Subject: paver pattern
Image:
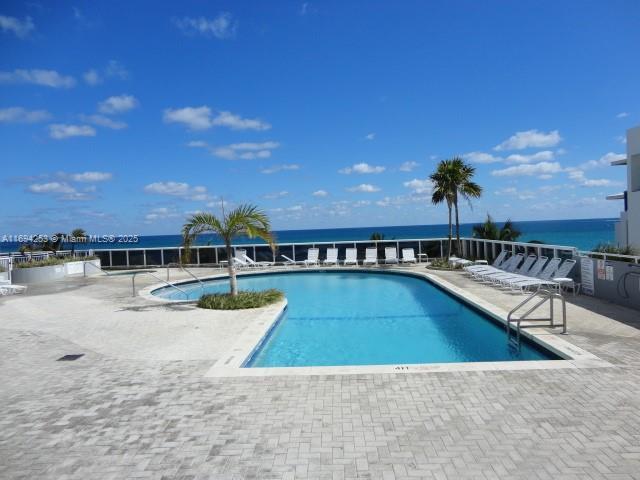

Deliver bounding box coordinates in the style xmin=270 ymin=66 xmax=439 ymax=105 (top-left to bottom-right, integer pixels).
xmin=2 ymin=270 xmax=640 ymax=480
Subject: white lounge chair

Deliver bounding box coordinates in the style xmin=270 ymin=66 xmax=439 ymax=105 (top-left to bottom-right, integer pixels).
xmin=303 ymin=248 xmax=319 ymax=267
xmin=0 ymin=283 xmax=27 ymax=295
xmin=401 ymin=248 xmax=417 ymax=264
xmin=363 ymin=247 xmax=378 ymax=266
xmin=496 ymin=256 xmax=548 ymax=288
xmin=512 ymin=258 xmax=578 ymax=293
xmin=242 ymin=254 xmax=273 ymax=268
xmin=323 ymin=248 xmax=339 ymax=266
xmin=343 ymin=248 xmax=358 ymax=266
xmin=474 ymin=253 xmax=524 ymax=281
xmin=464 ymin=250 xmax=509 ymax=275
xmin=232 ymin=256 xmax=249 ymax=269
xmin=384 ymin=247 xmax=399 ymax=264
xmin=280 ymin=254 xmax=302 ymax=266
xmin=488 ymin=254 xmax=537 ymax=284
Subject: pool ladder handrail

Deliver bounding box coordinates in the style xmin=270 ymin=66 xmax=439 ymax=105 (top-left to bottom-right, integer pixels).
xmin=506 ymin=287 xmax=567 ymax=347
xmin=83 ymin=261 xmax=189 ymax=299
xmin=165 ymin=262 xmax=206 ymax=295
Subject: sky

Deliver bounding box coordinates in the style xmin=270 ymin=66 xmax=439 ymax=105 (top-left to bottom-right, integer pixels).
xmin=1 ymin=0 xmax=638 ymax=236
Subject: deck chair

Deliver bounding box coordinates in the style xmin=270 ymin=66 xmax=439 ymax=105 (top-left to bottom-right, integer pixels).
xmin=303 ymin=248 xmax=319 ymax=267
xmin=363 ymin=247 xmax=378 ymax=266
xmin=323 ymin=248 xmax=338 ymax=266
xmin=343 ymin=248 xmax=358 ymax=266
xmin=384 ymin=247 xmax=399 ymax=264
xmin=401 ymin=248 xmax=417 ymax=264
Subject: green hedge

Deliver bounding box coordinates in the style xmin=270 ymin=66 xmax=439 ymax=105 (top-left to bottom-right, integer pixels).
xmin=15 ymin=255 xmax=98 ymax=269
xmin=198 ymin=289 xmax=284 ymax=310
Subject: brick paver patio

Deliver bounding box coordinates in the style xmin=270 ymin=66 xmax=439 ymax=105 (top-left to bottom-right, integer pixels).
xmin=1 ymin=269 xmax=640 ymax=479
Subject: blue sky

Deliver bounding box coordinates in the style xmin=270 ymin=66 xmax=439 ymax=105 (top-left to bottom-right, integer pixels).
xmin=1 ymin=0 xmax=638 ymax=235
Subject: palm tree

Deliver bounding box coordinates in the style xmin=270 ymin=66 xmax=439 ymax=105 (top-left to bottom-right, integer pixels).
xmin=430 ymin=161 xmax=456 ymax=257
xmin=430 ymin=158 xmax=482 ymax=256
xmin=182 ymin=204 xmax=274 ymax=296
xmin=472 ymin=214 xmax=521 ymax=241
xmin=70 ymin=228 xmax=88 ymax=255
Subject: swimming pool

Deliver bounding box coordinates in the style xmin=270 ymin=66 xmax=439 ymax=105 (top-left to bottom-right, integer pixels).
xmin=153 ymin=270 xmax=560 ymax=367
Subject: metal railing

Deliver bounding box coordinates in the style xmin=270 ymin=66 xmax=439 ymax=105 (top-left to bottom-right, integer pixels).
xmin=166 ymin=262 xmax=206 ymax=295
xmin=506 ymin=287 xmax=567 ymax=346
xmin=83 ymin=260 xmax=189 ymax=299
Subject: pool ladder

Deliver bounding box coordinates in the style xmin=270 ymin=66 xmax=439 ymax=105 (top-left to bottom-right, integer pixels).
xmin=166 ymin=263 xmax=206 ymax=295
xmin=506 ymin=287 xmax=567 ymax=347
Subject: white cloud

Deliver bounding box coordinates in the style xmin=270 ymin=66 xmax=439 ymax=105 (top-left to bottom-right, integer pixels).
xmin=48 ymin=124 xmax=96 ymax=139
xmin=80 ymin=114 xmax=127 ymax=130
xmin=494 ymin=129 xmax=562 ymax=151
xmin=491 ymin=161 xmax=562 ymax=177
xmin=339 ymin=162 xmax=385 ymax=174
xmin=68 ymin=171 xmax=113 ymax=182
xmin=505 ymin=150 xmax=555 ymax=164
xmin=212 ymin=141 xmax=280 ymax=160
xmin=0 ymin=107 xmax=51 ymax=123
xmin=312 ymin=189 xmax=328 ymax=197
xmin=567 ymin=168 xmax=621 ymax=188
xmin=399 ymin=161 xmax=419 ymax=172
xmin=347 ymin=183 xmax=380 ymax=193
xmin=463 ymin=151 xmax=503 ymax=164
xmin=105 ymin=60 xmax=128 ymax=79
xmin=173 ymin=13 xmax=237 ymax=39
xmin=98 ymin=94 xmax=138 ymax=114
xmin=261 ymin=164 xmax=300 ymax=174
xmin=616 ymin=112 xmax=629 ymax=118
xmin=0 ymin=69 xmax=76 ymax=88
xmin=365 ymin=133 xmax=375 ymax=140
xmin=0 ymin=15 xmax=35 ymax=38
xmin=263 ymin=190 xmax=289 ymax=199
xmin=144 ymin=207 xmax=180 ymax=222
xmin=163 ymin=106 xmax=270 ymax=131
xmin=212 ymin=111 xmax=271 ymax=131
xmin=580 ymin=152 xmax=626 ymax=169
xmin=403 ymin=178 xmax=433 ymax=194
xmin=187 ymin=140 xmax=208 ymax=148
xmin=164 ymin=106 xmax=212 ymax=130
xmin=28 ymin=182 xmax=76 ymax=194
xmin=83 ymin=69 xmax=101 ymax=85
xmin=143 ymin=181 xmax=209 ymax=201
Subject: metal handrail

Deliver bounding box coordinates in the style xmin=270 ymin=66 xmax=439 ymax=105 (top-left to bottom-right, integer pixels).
xmin=166 ymin=262 xmax=206 ymax=294
xmin=506 ymin=287 xmax=567 ymax=346
xmin=83 ymin=261 xmax=189 ymax=299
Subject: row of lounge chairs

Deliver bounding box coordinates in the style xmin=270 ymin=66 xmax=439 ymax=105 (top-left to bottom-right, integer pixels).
xmin=462 ymin=250 xmax=578 ymax=293
xmin=229 ymin=247 xmax=419 ymax=269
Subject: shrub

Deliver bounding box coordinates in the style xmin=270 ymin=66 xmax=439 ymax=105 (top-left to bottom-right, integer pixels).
xmin=197 ymin=289 xmax=284 ymax=310
xmin=14 ymin=255 xmax=98 ymax=269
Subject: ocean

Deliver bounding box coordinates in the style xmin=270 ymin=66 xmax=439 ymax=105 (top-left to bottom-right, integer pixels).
xmin=0 ymin=218 xmax=617 ymax=253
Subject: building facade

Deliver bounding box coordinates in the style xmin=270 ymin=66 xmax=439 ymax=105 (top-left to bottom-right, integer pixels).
xmin=608 ymin=126 xmax=640 ymax=249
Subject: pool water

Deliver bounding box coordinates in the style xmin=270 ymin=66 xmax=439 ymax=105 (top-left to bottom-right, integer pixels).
xmin=153 ymin=271 xmax=559 ymax=367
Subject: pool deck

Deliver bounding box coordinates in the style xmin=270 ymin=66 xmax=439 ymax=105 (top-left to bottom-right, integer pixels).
xmin=2 ymin=265 xmax=640 ymax=479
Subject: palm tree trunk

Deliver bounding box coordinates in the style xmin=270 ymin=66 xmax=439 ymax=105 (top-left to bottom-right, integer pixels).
xmin=454 ymin=198 xmax=461 ymax=256
xmin=447 ymin=205 xmax=453 ymax=258
xmin=225 ymin=242 xmax=238 ymax=296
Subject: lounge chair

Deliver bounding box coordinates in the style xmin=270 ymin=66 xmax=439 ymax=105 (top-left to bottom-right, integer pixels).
xmin=302 ymin=248 xmax=319 ymax=267
xmin=323 ymin=248 xmax=339 ymax=266
xmin=242 ymin=253 xmax=273 ymax=268
xmin=280 ymin=254 xmax=303 ymax=266
xmin=401 ymin=248 xmax=417 ymax=264
xmin=471 ymin=253 xmax=523 ymax=281
xmin=363 ymin=247 xmax=378 ymax=266
xmin=495 ymin=256 xmax=548 ymax=288
xmin=511 ymin=258 xmax=578 ymax=293
xmin=487 ymin=254 xmax=537 ymax=284
xmin=384 ymin=247 xmax=399 ymax=264
xmin=464 ymin=250 xmax=509 ymax=275
xmin=343 ymin=248 xmax=358 ymax=266
xmin=0 ymin=283 xmax=27 ymax=295
xmin=231 ymin=256 xmax=249 ymax=269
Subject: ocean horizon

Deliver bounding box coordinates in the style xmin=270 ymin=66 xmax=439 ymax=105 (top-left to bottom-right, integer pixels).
xmin=0 ymin=218 xmax=617 ymax=253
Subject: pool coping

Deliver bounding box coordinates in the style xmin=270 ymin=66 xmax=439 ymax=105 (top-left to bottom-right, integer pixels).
xmin=140 ymin=267 xmax=612 ymax=377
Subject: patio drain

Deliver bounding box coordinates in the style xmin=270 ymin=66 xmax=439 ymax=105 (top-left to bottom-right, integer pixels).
xmin=57 ymin=354 xmax=85 ymax=361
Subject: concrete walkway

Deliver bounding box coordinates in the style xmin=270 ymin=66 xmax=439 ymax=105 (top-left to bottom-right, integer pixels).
xmin=1 ymin=267 xmax=640 ymax=479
